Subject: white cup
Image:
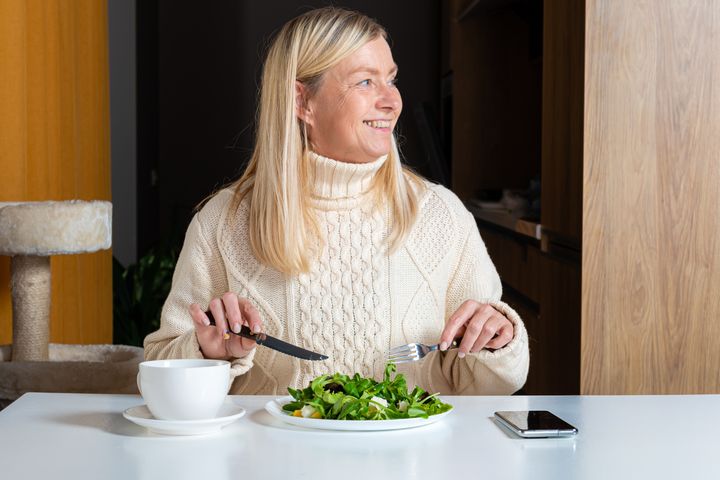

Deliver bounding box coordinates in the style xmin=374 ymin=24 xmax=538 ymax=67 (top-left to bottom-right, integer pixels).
xmin=137 ymin=359 xmax=230 ymax=421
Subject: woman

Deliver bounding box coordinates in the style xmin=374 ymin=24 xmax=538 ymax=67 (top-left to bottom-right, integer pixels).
xmin=144 ymin=7 xmax=529 ymax=395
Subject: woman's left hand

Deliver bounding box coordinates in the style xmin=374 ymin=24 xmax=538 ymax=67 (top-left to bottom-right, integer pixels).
xmin=440 ymin=300 xmax=515 ymax=358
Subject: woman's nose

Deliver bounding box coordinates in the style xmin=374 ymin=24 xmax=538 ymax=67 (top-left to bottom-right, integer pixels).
xmin=377 ymin=84 xmax=402 ymax=112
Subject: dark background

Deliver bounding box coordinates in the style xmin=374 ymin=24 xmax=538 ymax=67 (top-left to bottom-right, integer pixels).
xmin=136 ymin=0 xmax=443 ymax=255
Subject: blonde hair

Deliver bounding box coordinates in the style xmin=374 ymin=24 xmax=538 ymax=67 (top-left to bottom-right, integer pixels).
xmin=231 ymin=7 xmax=425 ymax=275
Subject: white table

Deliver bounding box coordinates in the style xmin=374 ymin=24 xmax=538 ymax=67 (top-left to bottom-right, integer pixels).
xmin=1 ymin=393 xmax=719 ymax=479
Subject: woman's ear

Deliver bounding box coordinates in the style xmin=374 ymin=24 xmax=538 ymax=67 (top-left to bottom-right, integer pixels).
xmin=295 ymin=81 xmax=312 ymax=125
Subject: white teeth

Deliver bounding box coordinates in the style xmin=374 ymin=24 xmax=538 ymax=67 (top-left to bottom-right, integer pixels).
xmin=363 ymin=120 xmax=391 ymax=129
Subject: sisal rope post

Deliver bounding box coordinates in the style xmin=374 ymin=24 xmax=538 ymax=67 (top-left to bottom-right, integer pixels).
xmin=10 ymin=256 xmax=51 ymax=361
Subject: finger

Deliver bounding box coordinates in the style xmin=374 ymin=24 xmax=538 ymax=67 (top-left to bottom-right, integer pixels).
xmin=485 ymin=320 xmax=514 ymax=349
xmin=225 ymin=322 xmax=255 ymax=357
xmin=440 ymin=300 xmax=478 ymax=350
xmin=470 ymin=316 xmax=505 ymax=352
xmin=209 ymin=298 xmax=229 ymax=340
xmin=222 ymin=292 xmax=243 ymax=334
xmin=189 ymin=303 xmax=211 ymax=327
xmin=239 ymin=299 xmax=263 ymax=333
xmin=190 ymin=303 xmax=227 ymax=359
xmin=225 ymin=334 xmax=251 ymax=358
xmin=237 ymin=299 xmax=262 ymax=350
xmin=457 ymin=311 xmax=489 ymax=357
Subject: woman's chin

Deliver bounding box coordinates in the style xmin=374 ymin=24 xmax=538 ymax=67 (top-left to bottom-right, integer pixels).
xmin=362 ymin=145 xmax=391 ymax=161
xmin=337 ymin=144 xmax=390 ymax=163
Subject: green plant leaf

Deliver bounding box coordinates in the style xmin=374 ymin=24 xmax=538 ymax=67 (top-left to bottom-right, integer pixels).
xmin=112 ymin=243 xmax=179 ymax=347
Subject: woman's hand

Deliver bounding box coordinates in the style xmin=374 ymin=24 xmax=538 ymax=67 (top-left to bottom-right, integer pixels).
xmin=189 ymin=293 xmax=263 ymax=360
xmin=440 ymin=300 xmax=514 ymax=358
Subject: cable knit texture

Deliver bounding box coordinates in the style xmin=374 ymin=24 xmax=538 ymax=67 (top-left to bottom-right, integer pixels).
xmin=144 ymin=152 xmax=529 ymax=395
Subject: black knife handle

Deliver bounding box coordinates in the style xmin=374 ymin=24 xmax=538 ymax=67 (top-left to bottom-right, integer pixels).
xmin=204 ymin=310 xmax=267 ymax=345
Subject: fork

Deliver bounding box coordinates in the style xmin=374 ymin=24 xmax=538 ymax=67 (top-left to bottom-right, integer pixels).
xmin=387 ymin=340 xmax=459 ymax=364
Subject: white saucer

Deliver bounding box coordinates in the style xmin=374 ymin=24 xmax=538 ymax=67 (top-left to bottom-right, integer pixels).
xmin=123 ymin=402 xmax=246 ymax=436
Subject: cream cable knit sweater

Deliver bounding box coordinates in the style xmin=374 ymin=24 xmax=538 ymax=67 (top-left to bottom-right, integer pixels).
xmin=144 ymin=152 xmax=529 ymax=395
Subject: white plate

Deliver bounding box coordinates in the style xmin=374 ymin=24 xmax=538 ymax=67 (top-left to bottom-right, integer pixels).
xmin=264 ymin=396 xmax=452 ymax=431
xmin=123 ymin=402 xmax=246 ymax=436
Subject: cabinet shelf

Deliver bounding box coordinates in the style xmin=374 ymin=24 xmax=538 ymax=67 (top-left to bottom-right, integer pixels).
xmin=466 ymin=203 xmax=542 ymax=240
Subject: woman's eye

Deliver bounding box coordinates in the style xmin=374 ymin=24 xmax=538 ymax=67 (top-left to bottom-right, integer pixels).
xmin=358 ymin=79 xmax=371 ymax=87
xmin=389 ymin=77 xmax=399 ymax=86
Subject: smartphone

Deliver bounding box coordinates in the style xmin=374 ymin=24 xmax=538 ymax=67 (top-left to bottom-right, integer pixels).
xmin=494 ymin=410 xmax=578 ymax=438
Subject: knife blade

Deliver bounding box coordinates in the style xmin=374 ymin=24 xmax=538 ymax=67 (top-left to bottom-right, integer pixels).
xmin=204 ymin=310 xmax=328 ymax=361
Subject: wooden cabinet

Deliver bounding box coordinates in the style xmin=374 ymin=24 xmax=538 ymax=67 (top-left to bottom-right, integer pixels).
xmin=447 ymin=0 xmax=581 ymax=394
xmin=446 ymin=0 xmax=542 ymax=201
xmin=478 ymin=222 xmax=579 ymax=395
xmin=536 ymin=250 xmax=581 ymax=394
xmin=540 ymin=0 xmax=584 ymax=247
xmin=478 ymin=225 xmax=541 ymax=304
xmin=581 ymin=0 xmax=720 ymax=394
xmin=447 ymin=0 xmax=720 ymax=394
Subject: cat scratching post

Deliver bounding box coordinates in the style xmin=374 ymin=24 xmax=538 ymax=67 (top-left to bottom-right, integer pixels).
xmin=0 ymin=201 xmax=143 ymax=403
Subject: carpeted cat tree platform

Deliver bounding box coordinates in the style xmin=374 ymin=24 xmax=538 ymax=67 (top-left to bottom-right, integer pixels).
xmin=0 ymin=201 xmax=143 ymax=405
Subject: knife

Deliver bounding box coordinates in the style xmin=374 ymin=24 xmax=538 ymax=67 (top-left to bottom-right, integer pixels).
xmin=204 ymin=310 xmax=328 ymax=361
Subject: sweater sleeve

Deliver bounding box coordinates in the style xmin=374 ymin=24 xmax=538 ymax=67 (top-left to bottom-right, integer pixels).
xmin=143 ymin=212 xmax=256 ymax=381
xmin=432 ymin=210 xmax=530 ymax=395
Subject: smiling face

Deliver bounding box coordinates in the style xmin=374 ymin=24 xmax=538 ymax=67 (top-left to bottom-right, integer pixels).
xmin=298 ymin=37 xmax=402 ymax=164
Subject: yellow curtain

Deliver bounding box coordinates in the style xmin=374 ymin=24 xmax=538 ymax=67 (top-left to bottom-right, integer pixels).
xmin=0 ymin=0 xmax=112 ymax=345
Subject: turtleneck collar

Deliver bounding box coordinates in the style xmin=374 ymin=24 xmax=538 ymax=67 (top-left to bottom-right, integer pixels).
xmin=307 ymin=151 xmax=387 ymax=210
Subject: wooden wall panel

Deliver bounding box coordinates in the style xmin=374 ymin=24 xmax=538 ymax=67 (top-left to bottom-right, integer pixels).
xmin=0 ymin=0 xmax=112 ymax=345
xmin=583 ymin=0 xmax=720 ymax=394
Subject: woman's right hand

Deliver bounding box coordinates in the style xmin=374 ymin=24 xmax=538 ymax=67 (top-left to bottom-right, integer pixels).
xmin=189 ymin=293 xmax=263 ymax=360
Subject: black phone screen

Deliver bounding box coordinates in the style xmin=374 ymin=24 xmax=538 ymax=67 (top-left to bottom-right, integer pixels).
xmin=496 ymin=410 xmax=577 ymax=432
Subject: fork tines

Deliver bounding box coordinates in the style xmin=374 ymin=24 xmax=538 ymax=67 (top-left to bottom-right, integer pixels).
xmin=387 ymin=343 xmax=424 ymax=364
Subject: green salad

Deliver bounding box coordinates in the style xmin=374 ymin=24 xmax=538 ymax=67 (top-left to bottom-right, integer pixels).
xmin=282 ymin=363 xmax=453 ymax=420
